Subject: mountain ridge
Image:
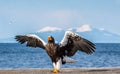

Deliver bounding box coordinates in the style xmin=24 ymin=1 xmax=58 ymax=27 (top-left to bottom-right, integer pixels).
xmin=1 ymin=28 xmax=120 ymax=43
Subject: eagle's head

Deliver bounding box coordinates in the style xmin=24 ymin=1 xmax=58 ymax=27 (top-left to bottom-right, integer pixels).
xmin=48 ymin=36 xmax=55 ymax=43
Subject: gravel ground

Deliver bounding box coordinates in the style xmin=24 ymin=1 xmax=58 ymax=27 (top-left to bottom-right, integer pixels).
xmin=0 ymin=67 xmax=120 ymax=74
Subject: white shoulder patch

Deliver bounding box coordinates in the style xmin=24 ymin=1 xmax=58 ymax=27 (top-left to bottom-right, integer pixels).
xmin=60 ymin=31 xmax=69 ymax=46
xmin=60 ymin=31 xmax=80 ymax=47
xmin=26 ymin=34 xmax=47 ymax=45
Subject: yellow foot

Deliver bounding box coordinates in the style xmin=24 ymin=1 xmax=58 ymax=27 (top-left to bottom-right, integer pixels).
xmin=53 ymin=68 xmax=59 ymax=73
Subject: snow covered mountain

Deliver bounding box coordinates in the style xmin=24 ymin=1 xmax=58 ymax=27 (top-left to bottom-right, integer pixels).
xmin=34 ymin=28 xmax=120 ymax=43
xmin=1 ymin=26 xmax=120 ymax=43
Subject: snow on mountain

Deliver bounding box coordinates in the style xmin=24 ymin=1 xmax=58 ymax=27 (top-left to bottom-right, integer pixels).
xmin=37 ymin=26 xmax=62 ymax=32
xmin=34 ymin=26 xmax=120 ymax=43
xmin=1 ymin=25 xmax=120 ymax=43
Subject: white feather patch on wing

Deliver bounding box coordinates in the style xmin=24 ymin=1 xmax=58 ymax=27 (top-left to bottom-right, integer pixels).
xmin=26 ymin=34 xmax=47 ymax=45
xmin=60 ymin=31 xmax=80 ymax=47
xmin=60 ymin=31 xmax=70 ymax=47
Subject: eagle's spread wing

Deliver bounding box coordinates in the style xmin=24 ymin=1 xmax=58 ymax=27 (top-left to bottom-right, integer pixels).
xmin=60 ymin=31 xmax=96 ymax=57
xmin=15 ymin=34 xmax=46 ymax=49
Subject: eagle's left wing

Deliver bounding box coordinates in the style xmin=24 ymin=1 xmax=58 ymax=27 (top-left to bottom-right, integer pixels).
xmin=15 ymin=34 xmax=46 ymax=49
xmin=59 ymin=31 xmax=96 ymax=57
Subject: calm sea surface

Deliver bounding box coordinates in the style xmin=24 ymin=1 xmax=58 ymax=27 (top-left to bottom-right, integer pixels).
xmin=0 ymin=43 xmax=120 ymax=69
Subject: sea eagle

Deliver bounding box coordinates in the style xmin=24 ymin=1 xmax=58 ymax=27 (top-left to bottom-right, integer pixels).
xmin=15 ymin=31 xmax=95 ymax=73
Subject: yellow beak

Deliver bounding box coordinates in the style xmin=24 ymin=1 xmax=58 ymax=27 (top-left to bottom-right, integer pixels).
xmin=48 ymin=36 xmax=52 ymax=41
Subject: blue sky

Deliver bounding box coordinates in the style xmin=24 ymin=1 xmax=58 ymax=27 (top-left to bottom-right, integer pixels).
xmin=0 ymin=0 xmax=120 ymax=39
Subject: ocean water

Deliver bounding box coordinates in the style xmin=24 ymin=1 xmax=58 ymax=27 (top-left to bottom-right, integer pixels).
xmin=0 ymin=43 xmax=120 ymax=69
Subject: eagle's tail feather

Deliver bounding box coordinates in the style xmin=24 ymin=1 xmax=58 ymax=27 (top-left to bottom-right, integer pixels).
xmin=62 ymin=56 xmax=77 ymax=64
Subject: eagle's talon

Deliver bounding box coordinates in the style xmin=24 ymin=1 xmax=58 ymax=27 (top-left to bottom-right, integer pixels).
xmin=53 ymin=68 xmax=59 ymax=73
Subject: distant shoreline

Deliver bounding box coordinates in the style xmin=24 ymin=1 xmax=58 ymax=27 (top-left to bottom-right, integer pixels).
xmin=0 ymin=67 xmax=120 ymax=74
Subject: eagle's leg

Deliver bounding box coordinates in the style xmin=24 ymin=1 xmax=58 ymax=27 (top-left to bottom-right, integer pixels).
xmin=53 ymin=58 xmax=62 ymax=73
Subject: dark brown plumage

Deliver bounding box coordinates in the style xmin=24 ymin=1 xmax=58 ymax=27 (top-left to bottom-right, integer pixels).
xmin=15 ymin=35 xmax=45 ymax=49
xmin=15 ymin=31 xmax=96 ymax=72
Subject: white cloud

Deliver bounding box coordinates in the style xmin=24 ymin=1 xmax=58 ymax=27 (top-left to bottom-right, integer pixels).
xmin=76 ymin=24 xmax=92 ymax=32
xmin=37 ymin=24 xmax=92 ymax=33
xmin=99 ymin=28 xmax=105 ymax=31
xmin=67 ymin=28 xmax=73 ymax=31
xmin=37 ymin=26 xmax=62 ymax=32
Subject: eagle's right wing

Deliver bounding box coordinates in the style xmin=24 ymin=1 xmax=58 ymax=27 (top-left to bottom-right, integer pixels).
xmin=60 ymin=31 xmax=96 ymax=57
xmin=15 ymin=34 xmax=46 ymax=49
